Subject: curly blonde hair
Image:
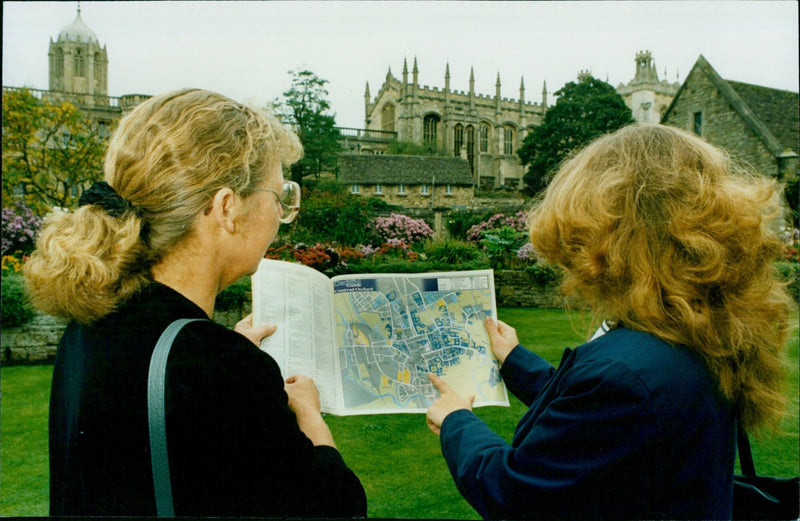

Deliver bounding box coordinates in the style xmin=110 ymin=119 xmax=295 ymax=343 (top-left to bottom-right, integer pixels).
xmin=25 ymin=88 xmax=302 ymax=324
xmin=528 ymin=123 xmax=794 ymax=431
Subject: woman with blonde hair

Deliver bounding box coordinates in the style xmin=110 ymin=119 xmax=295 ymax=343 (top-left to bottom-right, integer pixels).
xmin=25 ymin=88 xmax=366 ymax=517
xmin=426 ymin=123 xmax=794 ymax=520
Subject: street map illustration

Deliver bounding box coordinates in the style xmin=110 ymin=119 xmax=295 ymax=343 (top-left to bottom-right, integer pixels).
xmin=332 ymin=272 xmax=508 ymax=413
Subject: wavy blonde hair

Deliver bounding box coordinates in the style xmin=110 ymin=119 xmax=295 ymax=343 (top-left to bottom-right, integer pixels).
xmin=25 ymin=88 xmax=302 ymax=324
xmin=528 ymin=123 xmax=794 ymax=431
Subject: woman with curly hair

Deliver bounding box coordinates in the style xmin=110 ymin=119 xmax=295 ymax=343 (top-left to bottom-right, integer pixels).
xmin=25 ymin=89 xmax=366 ymax=517
xmin=426 ymin=123 xmax=794 ymax=520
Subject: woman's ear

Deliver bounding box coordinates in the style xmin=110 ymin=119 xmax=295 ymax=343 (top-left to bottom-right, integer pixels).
xmin=207 ymin=187 xmax=240 ymax=235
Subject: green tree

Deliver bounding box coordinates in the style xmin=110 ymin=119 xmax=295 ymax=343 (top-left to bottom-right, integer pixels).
xmin=2 ymin=88 xmax=113 ymax=214
xmin=272 ymin=70 xmax=341 ymax=187
xmin=518 ymin=74 xmax=634 ymax=196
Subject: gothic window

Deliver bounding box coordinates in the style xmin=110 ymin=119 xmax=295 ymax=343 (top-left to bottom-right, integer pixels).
xmin=453 ymin=124 xmax=464 ymax=156
xmin=381 ymin=104 xmax=395 ymax=132
xmin=55 ymin=49 xmax=64 ymax=78
xmin=503 ymin=125 xmax=516 ymax=155
xmin=74 ymin=48 xmax=85 ymax=77
xmin=94 ymin=53 xmax=102 ymax=81
xmin=693 ymin=112 xmax=703 ymax=136
xmin=423 ymin=114 xmax=440 ymax=148
xmin=479 ymin=123 xmax=490 ymax=153
xmin=466 ymin=125 xmax=475 ymax=174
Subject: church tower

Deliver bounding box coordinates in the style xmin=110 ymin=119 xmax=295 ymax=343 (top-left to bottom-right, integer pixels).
xmin=48 ymin=5 xmax=108 ymax=97
xmin=616 ymin=50 xmax=679 ymax=123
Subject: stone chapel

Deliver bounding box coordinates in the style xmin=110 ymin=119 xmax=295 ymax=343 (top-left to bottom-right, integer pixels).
xmin=361 ymin=58 xmax=549 ymax=191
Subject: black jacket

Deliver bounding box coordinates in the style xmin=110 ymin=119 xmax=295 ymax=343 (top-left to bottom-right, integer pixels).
xmin=49 ymin=282 xmax=367 ymax=517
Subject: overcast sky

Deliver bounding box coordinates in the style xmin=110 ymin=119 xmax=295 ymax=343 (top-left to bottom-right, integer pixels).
xmin=3 ymin=1 xmax=798 ymax=128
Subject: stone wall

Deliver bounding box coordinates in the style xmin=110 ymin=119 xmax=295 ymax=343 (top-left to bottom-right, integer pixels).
xmin=0 ymin=272 xmax=559 ymax=365
xmin=2 ymin=312 xmax=68 ymax=365
xmin=0 ymin=301 xmax=254 ymax=366
xmin=494 ymin=269 xmax=567 ymax=308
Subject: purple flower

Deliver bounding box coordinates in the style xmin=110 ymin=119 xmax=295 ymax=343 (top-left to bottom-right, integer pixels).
xmin=370 ymin=213 xmax=433 ymax=244
xmin=2 ymin=203 xmax=43 ymax=256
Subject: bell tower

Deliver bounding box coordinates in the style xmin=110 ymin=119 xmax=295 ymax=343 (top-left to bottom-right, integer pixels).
xmin=48 ymin=4 xmax=108 ymax=97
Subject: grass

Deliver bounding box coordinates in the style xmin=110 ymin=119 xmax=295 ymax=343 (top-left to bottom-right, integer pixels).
xmin=2 ymin=308 xmax=797 ymax=518
xmin=0 ymin=363 xmax=51 ymax=516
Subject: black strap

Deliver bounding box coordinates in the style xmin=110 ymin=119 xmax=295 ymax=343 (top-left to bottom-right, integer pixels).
xmin=736 ymin=420 xmax=757 ymax=477
xmin=148 ymin=318 xmax=206 ymax=517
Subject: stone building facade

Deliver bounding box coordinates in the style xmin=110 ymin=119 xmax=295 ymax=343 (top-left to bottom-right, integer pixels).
xmin=662 ymin=55 xmax=799 ymax=179
xmin=361 ymin=58 xmax=549 ymax=191
xmin=616 ymin=50 xmax=680 ymax=124
xmin=41 ymin=6 xmax=149 ymax=126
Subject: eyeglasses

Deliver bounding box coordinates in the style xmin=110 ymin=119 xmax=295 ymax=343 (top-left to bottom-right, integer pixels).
xmin=254 ymin=180 xmax=301 ymax=224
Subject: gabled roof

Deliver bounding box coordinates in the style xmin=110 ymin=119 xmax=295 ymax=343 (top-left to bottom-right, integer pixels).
xmin=663 ymin=55 xmax=799 ymax=158
xmin=726 ymin=80 xmax=798 ymax=155
xmin=338 ymin=154 xmax=474 ymax=185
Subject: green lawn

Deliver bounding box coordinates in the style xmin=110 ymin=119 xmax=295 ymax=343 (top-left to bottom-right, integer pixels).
xmin=2 ymin=308 xmax=797 ymax=518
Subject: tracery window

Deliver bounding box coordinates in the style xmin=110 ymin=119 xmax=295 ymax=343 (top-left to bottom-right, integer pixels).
xmin=381 ymin=104 xmax=395 ymax=132
xmin=55 ymin=49 xmax=64 ymax=77
xmin=94 ymin=53 xmax=102 ymax=82
xmin=453 ymin=124 xmax=464 ymax=156
xmin=423 ymin=114 xmax=440 ymax=148
xmin=479 ymin=123 xmax=490 ymax=153
xmin=503 ymin=125 xmax=515 ymax=155
xmin=74 ymin=48 xmax=85 ymax=77
xmin=466 ymin=125 xmax=475 ymax=174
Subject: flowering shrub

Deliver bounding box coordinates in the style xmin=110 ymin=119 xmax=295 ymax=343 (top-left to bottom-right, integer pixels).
xmin=784 ymin=243 xmax=799 ymax=264
xmin=370 ymin=213 xmax=433 ymax=245
xmin=291 ymin=243 xmax=336 ymax=271
xmin=2 ymin=203 xmax=43 ymax=256
xmin=516 ymin=242 xmax=539 ymax=261
xmin=466 ymin=211 xmax=527 ymax=243
xmin=2 ymin=254 xmax=25 ymax=274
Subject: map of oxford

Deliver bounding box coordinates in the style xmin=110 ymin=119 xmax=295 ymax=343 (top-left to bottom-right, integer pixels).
xmin=332 ymin=273 xmax=508 ymax=413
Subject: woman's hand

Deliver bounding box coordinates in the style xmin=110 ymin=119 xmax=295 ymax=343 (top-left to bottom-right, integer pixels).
xmin=234 ymin=313 xmax=276 ymax=347
xmin=285 ymin=375 xmax=336 ymax=447
xmin=426 ymin=373 xmax=474 ymax=436
xmin=284 ymin=374 xmax=322 ymax=417
xmin=484 ymin=317 xmax=519 ymax=366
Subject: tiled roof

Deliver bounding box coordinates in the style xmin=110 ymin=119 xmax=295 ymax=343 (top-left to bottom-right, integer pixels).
xmin=338 ymin=154 xmax=474 ymax=185
xmin=727 ymin=81 xmax=799 ymax=154
xmin=664 ymin=55 xmax=799 ymax=159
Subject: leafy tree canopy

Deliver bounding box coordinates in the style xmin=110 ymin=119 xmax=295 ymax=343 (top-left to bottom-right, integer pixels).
xmin=518 ymin=74 xmax=634 ymax=196
xmin=2 ymin=88 xmax=114 ymax=214
xmin=272 ymin=70 xmax=342 ymax=187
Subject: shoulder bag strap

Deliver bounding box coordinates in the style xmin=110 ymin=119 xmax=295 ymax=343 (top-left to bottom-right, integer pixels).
xmin=736 ymin=420 xmax=757 ymax=477
xmin=148 ymin=318 xmax=206 ymax=517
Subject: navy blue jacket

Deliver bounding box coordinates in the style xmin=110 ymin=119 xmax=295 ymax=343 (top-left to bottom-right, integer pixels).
xmin=49 ymin=282 xmax=366 ymax=517
xmin=440 ymin=327 xmax=735 ymax=520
